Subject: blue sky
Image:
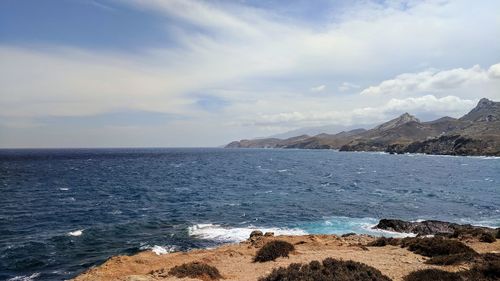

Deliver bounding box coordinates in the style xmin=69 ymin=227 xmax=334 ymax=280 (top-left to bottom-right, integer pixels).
xmin=1 ymin=0 xmax=500 ymax=147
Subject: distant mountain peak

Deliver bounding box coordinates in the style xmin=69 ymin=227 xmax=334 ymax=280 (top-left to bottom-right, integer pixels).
xmin=478 ymin=98 xmax=494 ymax=106
xmin=460 ymin=98 xmax=499 ymax=122
xmin=375 ymin=112 xmax=420 ymax=131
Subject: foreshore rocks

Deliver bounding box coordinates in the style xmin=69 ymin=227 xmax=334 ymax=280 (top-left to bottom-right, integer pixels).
xmin=385 ymin=135 xmax=500 ymax=156
xmin=72 ymin=223 xmax=500 ymax=281
xmin=374 ymin=219 xmax=498 ymax=238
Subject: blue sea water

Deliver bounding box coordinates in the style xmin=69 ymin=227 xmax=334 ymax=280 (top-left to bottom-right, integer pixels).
xmin=0 ymin=148 xmax=499 ymax=280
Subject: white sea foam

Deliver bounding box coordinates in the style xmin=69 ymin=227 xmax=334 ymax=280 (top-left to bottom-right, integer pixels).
xmin=139 ymin=244 xmax=178 ymax=255
xmin=302 ymin=216 xmax=416 ymax=238
xmin=456 ymin=218 xmax=500 ymax=228
xmin=68 ymin=229 xmax=83 ymax=236
xmin=188 ymin=224 xmax=307 ymax=243
xmin=7 ymin=273 xmax=40 ymax=281
xmin=59 ymin=188 xmax=69 ymax=191
xmin=152 ymin=245 xmax=176 ymax=255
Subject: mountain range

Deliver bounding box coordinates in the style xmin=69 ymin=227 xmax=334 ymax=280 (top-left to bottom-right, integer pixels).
xmin=225 ymin=98 xmax=500 ymax=156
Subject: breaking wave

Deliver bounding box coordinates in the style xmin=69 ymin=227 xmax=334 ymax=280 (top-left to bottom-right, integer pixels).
xmin=188 ymin=223 xmax=307 ymax=242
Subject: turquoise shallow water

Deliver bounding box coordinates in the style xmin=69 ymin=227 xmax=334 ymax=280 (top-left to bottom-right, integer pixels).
xmin=1 ymin=148 xmax=499 ymax=280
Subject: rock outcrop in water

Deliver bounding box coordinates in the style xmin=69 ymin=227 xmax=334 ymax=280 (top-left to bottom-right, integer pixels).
xmin=225 ymin=98 xmax=500 ymax=156
xmin=373 ymin=219 xmax=497 ymax=237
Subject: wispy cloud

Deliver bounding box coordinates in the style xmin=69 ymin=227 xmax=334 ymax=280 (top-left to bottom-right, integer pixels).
xmin=310 ymin=85 xmax=326 ymax=92
xmin=338 ymin=82 xmax=360 ymax=92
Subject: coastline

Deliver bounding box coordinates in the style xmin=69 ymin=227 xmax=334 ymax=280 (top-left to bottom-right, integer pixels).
xmin=225 ymin=147 xmax=500 ymax=157
xmin=226 ymin=147 xmax=500 ymax=158
xmin=72 ymin=231 xmax=500 ymax=281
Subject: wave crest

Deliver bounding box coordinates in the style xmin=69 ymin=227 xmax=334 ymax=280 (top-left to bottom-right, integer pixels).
xmin=188 ymin=223 xmax=307 ymax=242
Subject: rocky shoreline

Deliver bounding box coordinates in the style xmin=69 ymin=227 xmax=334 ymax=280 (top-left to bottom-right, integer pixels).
xmin=72 ymin=220 xmax=500 ymax=281
xmin=226 ymin=98 xmax=500 ymax=157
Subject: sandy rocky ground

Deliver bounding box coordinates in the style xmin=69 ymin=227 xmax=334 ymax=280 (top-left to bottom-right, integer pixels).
xmin=72 ymin=233 xmax=500 ymax=281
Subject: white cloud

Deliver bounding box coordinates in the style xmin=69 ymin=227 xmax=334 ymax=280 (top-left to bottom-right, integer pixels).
xmin=310 ymin=85 xmax=326 ymax=92
xmin=381 ymin=95 xmax=476 ymax=115
xmin=488 ymin=63 xmax=500 ymax=79
xmin=248 ymin=95 xmax=476 ymax=128
xmin=359 ymin=63 xmax=498 ymax=96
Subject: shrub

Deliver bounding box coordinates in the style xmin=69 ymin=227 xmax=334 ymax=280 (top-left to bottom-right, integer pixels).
xmin=254 ymin=240 xmax=295 ymax=262
xmin=451 ymin=227 xmax=486 ymax=239
xmin=469 ymin=253 xmax=500 ymax=279
xmin=258 ymin=258 xmax=392 ymax=281
xmin=404 ymin=254 xmax=500 ymax=281
xmin=368 ymin=237 xmax=399 ymax=247
xmin=403 ymin=237 xmax=476 ymax=257
xmin=425 ymin=252 xmax=476 ymax=265
xmin=403 ymin=269 xmax=461 ymax=281
xmin=496 ymin=229 xmax=500 ymax=239
xmin=168 ymin=262 xmax=222 ymax=280
xmin=479 ymin=232 xmax=496 ymax=243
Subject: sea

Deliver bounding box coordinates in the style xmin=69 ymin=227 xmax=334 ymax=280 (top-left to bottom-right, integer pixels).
xmin=1 ymin=148 xmax=499 ymax=280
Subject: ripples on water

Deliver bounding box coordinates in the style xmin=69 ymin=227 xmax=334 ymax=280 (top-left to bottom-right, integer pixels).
xmin=1 ymin=148 xmax=499 ymax=280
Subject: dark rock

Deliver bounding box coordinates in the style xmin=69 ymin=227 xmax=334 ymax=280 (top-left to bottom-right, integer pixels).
xmin=374 ymin=219 xmax=458 ymax=235
xmin=250 ymin=230 xmax=263 ymax=239
xmin=374 ymin=219 xmax=495 ymax=237
xmin=264 ymin=232 xmax=274 ymax=237
xmin=386 ymin=135 xmax=499 ymax=156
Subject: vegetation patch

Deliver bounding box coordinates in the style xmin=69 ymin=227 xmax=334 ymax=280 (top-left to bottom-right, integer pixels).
xmin=168 ymin=262 xmax=222 ymax=280
xmin=369 ymin=236 xmax=479 ymax=265
xmin=258 ymin=258 xmax=392 ymax=281
xmin=403 ymin=253 xmax=500 ymax=281
xmin=367 ymin=237 xmax=399 ymax=247
xmin=403 ymin=269 xmax=461 ymax=281
xmin=254 ymin=240 xmax=295 ymax=262
xmin=451 ymin=227 xmax=497 ymax=241
xmin=425 ymin=252 xmax=476 ymax=265
xmin=401 ymin=237 xmax=476 ymax=257
xmin=479 ymin=232 xmax=496 ymax=243
xmin=470 ymin=253 xmax=500 ymax=280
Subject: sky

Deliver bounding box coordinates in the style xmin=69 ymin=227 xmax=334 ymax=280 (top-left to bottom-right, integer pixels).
xmin=1 ymin=0 xmax=500 ymax=148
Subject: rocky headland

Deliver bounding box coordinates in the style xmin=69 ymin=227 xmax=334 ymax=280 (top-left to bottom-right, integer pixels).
xmin=226 ymin=98 xmax=500 ymax=156
xmin=72 ymin=220 xmax=500 ymax=281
